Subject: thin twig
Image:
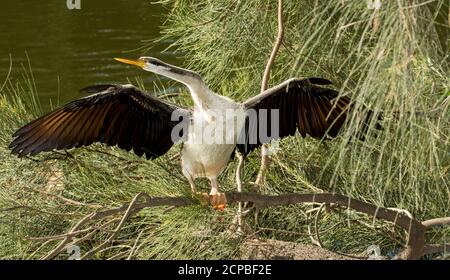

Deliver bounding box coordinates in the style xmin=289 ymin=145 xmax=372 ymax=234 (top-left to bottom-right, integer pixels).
xmin=313 ymin=204 xmax=325 ymax=248
xmin=0 ymin=53 xmax=13 ymax=92
xmin=43 ymin=213 xmax=94 ymax=260
xmin=23 ymin=186 xmax=101 ymax=208
xmin=80 ymin=192 xmax=147 ymax=260
xmin=422 ymin=217 xmax=450 ymax=228
xmin=127 ymin=230 xmax=145 ymax=260
xmin=1 ymin=205 xmax=79 ymax=217
xmin=28 ymin=228 xmax=93 ymax=241
xmin=260 ymin=0 xmax=285 ymax=92
xmin=255 ymin=0 xmax=285 ymax=186
xmin=235 ymin=153 xmax=245 ymax=233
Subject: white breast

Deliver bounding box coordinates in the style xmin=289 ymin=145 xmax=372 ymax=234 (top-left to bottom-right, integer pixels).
xmin=180 ymin=97 xmax=246 ymax=179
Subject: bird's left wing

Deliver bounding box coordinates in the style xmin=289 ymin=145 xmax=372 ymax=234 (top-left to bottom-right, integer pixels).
xmin=9 ymin=84 xmax=191 ymax=159
xmin=237 ymin=78 xmax=351 ymax=155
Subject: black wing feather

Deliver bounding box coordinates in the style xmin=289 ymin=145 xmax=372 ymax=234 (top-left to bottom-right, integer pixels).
xmin=9 ymin=84 xmax=191 ymax=159
xmin=238 ymin=78 xmax=379 ymax=155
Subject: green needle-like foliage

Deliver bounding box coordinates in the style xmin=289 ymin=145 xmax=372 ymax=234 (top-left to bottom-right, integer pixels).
xmin=1 ymin=0 xmax=449 ymax=259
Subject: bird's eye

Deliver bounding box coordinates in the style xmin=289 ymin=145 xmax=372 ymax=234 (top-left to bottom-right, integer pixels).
xmin=149 ymin=59 xmax=166 ymax=67
xmin=138 ymin=57 xmax=151 ymax=63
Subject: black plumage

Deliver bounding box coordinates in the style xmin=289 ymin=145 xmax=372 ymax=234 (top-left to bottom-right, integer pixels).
xmin=10 ymin=78 xmax=380 ymax=161
xmin=9 ymin=84 xmax=190 ymax=159
xmin=236 ymin=78 xmax=378 ymax=155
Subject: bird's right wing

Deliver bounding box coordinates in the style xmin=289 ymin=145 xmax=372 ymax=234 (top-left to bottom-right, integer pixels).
xmin=9 ymin=84 xmax=191 ymax=159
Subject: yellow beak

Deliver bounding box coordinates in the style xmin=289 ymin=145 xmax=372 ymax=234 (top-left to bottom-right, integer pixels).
xmin=114 ymin=58 xmax=145 ymax=68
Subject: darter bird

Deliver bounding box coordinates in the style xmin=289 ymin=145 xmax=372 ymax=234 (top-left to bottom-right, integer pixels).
xmin=9 ymin=57 xmax=377 ymax=209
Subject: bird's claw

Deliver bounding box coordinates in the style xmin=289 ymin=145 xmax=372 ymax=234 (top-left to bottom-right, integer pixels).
xmin=210 ymin=192 xmax=227 ymax=211
xmin=192 ymin=192 xmax=227 ymax=210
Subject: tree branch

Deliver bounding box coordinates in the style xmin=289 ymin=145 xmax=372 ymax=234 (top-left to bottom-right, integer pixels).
xmin=422 ymin=217 xmax=450 ymax=228
xmin=234 ymin=153 xmax=245 ymax=233
xmin=255 ymin=0 xmax=285 ymax=186
xmin=37 ymin=191 xmax=450 ymax=260
xmin=80 ymin=192 xmax=147 ymax=260
xmin=260 ymin=0 xmax=285 ymax=92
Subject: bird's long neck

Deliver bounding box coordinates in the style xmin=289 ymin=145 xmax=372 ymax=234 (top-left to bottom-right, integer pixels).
xmin=155 ymin=66 xmax=214 ymax=112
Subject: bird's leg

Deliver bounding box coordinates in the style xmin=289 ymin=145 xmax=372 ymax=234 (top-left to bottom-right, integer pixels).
xmin=209 ymin=177 xmax=227 ymax=210
xmin=209 ymin=177 xmax=218 ymax=196
xmin=188 ymin=178 xmax=197 ymax=193
xmin=182 ymin=170 xmax=210 ymax=205
xmin=183 ymin=168 xmax=199 ymax=195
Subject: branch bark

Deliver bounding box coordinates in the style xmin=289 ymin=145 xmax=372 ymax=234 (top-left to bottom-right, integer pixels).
xmin=260 ymin=0 xmax=285 ymax=93
xmin=422 ymin=217 xmax=450 ymax=228
xmin=235 ymin=153 xmax=245 ymax=233
xmin=38 ymin=191 xmax=449 ymax=260
xmin=255 ymin=0 xmax=285 ymax=186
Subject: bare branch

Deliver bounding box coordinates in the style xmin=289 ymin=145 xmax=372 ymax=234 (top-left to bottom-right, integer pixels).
xmin=260 ymin=0 xmax=285 ymax=92
xmin=22 ymin=186 xmax=101 ymax=208
xmin=422 ymin=217 xmax=450 ymax=228
xmin=80 ymin=192 xmax=147 ymax=260
xmin=37 ymin=191 xmax=448 ymax=260
xmin=235 ymin=153 xmax=245 ymax=233
xmin=423 ymin=244 xmax=450 ymax=255
xmin=255 ymin=0 xmax=285 ymax=186
xmin=43 ymin=213 xmax=94 ymax=260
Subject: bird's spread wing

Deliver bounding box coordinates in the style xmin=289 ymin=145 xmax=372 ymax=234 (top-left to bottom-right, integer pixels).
xmin=9 ymin=84 xmax=191 ymax=159
xmin=237 ymin=78 xmax=352 ymax=155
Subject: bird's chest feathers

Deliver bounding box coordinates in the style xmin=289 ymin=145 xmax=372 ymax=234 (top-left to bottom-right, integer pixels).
xmin=181 ymin=107 xmax=244 ymax=178
xmin=187 ymin=108 xmax=244 ymax=145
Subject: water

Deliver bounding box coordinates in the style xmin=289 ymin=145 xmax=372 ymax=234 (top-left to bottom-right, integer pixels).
xmin=0 ymin=0 xmax=181 ymax=110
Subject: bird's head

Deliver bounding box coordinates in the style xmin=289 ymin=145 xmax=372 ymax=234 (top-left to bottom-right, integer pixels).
xmin=114 ymin=57 xmax=173 ymax=74
xmin=114 ymin=56 xmax=202 ymax=83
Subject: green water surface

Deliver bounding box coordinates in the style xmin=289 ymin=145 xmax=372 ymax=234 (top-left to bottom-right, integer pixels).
xmin=0 ymin=0 xmax=181 ymax=110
